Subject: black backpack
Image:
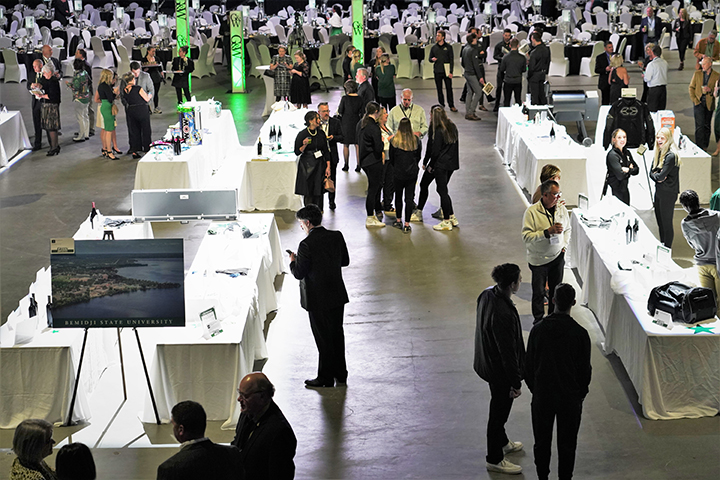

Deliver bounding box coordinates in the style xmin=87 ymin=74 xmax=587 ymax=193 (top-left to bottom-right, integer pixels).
xmin=647 ymin=281 xmax=717 ymax=324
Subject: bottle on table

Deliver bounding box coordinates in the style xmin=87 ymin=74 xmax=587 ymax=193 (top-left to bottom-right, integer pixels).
xmin=257 ymin=136 xmax=263 ymax=156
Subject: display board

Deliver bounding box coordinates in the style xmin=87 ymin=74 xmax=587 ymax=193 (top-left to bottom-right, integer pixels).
xmin=229 ymin=9 xmax=247 ymax=93
xmin=175 ymin=0 xmax=191 ymax=93
xmin=352 ymin=0 xmax=364 ymax=60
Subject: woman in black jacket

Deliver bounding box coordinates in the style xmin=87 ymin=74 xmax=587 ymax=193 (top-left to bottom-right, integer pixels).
xmin=650 ymin=127 xmax=680 ymax=248
xmin=36 ymin=65 xmax=62 ymax=156
xmin=389 ymin=118 xmax=421 ymax=233
xmin=605 ymin=129 xmax=639 ymax=205
xmin=674 ymin=8 xmax=693 ymax=70
xmin=359 ymin=101 xmax=385 ymax=228
xmin=294 ymin=111 xmax=331 ymax=209
xmin=171 ymin=46 xmax=194 ymax=104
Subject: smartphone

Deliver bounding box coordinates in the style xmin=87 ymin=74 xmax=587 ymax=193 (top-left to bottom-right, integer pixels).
xmin=286 ymin=249 xmax=294 ymax=255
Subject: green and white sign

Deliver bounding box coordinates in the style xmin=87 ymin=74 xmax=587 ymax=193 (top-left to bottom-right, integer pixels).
xmin=229 ymin=10 xmax=246 ymax=93
xmin=352 ymin=0 xmax=364 ymax=61
xmin=175 ymin=0 xmax=191 ymax=93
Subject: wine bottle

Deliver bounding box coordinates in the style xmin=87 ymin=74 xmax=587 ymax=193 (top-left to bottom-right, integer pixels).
xmin=626 ymin=220 xmax=632 ymax=245
xmin=29 ymin=293 xmax=37 ymax=318
xmin=46 ymin=295 xmax=53 ymax=328
xmin=521 ymin=103 xmax=529 ymax=120
xmin=277 ymin=126 xmax=282 ymax=145
xmin=257 ymin=136 xmax=263 ymax=156
xmin=633 ymin=219 xmax=639 ymax=242
xmin=90 ymin=201 xmax=98 ymax=228
xmin=549 ymin=124 xmax=555 ymax=140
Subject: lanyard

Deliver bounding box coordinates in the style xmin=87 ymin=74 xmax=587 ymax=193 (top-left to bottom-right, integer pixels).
xmin=401 ymin=104 xmax=413 ymax=120
xmin=541 ymin=204 xmax=555 ymax=226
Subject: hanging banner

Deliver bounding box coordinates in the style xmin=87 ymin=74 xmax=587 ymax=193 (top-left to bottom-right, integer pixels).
xmin=176 ymin=0 xmax=191 ymax=93
xmin=229 ymin=9 xmax=246 ymax=93
xmin=351 ymin=0 xmax=364 ymax=61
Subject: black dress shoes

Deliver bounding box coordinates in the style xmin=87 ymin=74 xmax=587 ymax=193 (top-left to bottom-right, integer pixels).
xmin=304 ymin=378 xmax=334 ymax=388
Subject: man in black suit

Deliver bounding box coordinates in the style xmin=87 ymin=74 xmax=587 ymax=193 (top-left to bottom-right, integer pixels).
xmin=527 ymin=32 xmax=550 ymax=105
xmin=232 ymin=373 xmax=297 ymax=480
xmin=595 ymin=41 xmax=614 ymax=105
xmin=157 ymin=401 xmax=244 ymax=480
xmin=41 ymin=45 xmax=63 ymax=78
xmin=28 ymin=60 xmax=45 ymax=151
xmin=356 ymin=67 xmax=375 ymax=110
xmin=318 ymin=102 xmax=343 ymax=211
xmin=289 ymin=204 xmax=350 ymax=387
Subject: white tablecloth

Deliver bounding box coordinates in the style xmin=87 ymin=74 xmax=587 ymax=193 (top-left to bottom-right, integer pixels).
xmin=0 ymin=111 xmax=31 ymax=167
xmin=569 ymin=196 xmax=720 ymax=420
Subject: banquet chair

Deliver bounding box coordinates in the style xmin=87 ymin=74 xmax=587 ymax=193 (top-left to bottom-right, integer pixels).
xmin=113 ymin=43 xmax=132 ymax=76
xmin=318 ymin=27 xmax=330 ymax=44
xmin=617 ymin=36 xmax=627 ymax=58
xmin=41 ymin=26 xmax=52 ymax=46
xmin=447 ymin=13 xmax=458 ymax=25
xmin=51 ymin=20 xmax=62 ymax=29
xmin=191 ymin=43 xmax=211 ymax=78
xmin=508 ymin=23 xmax=519 ymax=33
xmin=135 ymin=7 xmax=144 ymax=19
xmin=274 ymin=24 xmax=287 ymax=43
xmin=581 ymin=23 xmax=594 ymax=33
xmin=448 ymin=25 xmax=459 ymax=43
xmin=619 ymin=12 xmax=632 ymax=26
xmin=9 ymin=20 xmax=18 ymax=36
xmin=580 ymin=41 xmax=604 ymax=77
xmin=311 ymin=44 xmax=334 ymax=79
xmin=380 ymin=24 xmax=394 ymax=34
xmin=405 ymin=34 xmax=419 ymax=44
xmin=90 ymin=36 xmax=114 ymax=69
xmin=303 ymin=24 xmax=315 ymax=43
xmin=583 ymin=11 xmax=593 ymax=24
xmin=516 ymin=30 xmax=527 ymax=41
xmin=246 ymin=41 xmax=262 ymax=77
xmin=120 ymin=36 xmax=135 ymax=56
xmin=2 ymin=48 xmax=28 ymax=83
xmin=577 ymin=32 xmax=592 ymax=42
xmin=593 ymin=6 xmax=603 ymax=13
xmin=596 ymin=12 xmax=609 ymax=29
xmin=96 ymin=25 xmax=108 ymax=36
xmin=452 ymin=42 xmax=463 ymax=74
xmin=548 ymin=41 xmax=569 ymax=77
xmin=487 ymin=31 xmax=503 ymax=64
xmin=149 ymin=21 xmax=159 ymax=36
xmin=419 ymin=23 xmax=429 ymax=42
xmin=90 ymin=10 xmax=105 ymax=27
xmin=396 ymin=43 xmax=420 ymax=79
xmin=135 ymin=27 xmax=147 ymax=36
xmin=421 ymin=44 xmax=434 ymax=79
xmin=609 ymin=33 xmax=620 ymax=50
xmin=460 ymin=16 xmax=469 ymax=32
xmin=134 ymin=18 xmax=145 ymax=30
xmin=542 ymin=32 xmax=552 ymax=43
xmin=334 ymin=40 xmax=351 ymax=77
xmin=258 ymin=44 xmax=272 ymax=66
xmin=81 ymin=29 xmax=94 ymax=63
xmin=394 ymin=22 xmax=406 ymax=43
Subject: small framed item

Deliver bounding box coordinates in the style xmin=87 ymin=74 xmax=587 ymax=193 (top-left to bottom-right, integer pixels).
xmin=200 ymin=307 xmax=223 ymax=338
xmin=656 ymin=245 xmax=672 ymax=267
xmin=652 ymin=309 xmax=674 ymax=330
xmin=578 ymin=193 xmax=589 ymax=211
xmin=637 ymin=144 xmax=647 ymax=155
xmin=483 ymin=82 xmax=495 ymax=96
xmin=621 ymin=88 xmax=637 ymax=98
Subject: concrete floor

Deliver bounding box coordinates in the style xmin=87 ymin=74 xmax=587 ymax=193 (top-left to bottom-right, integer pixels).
xmin=1 ymin=59 xmax=719 ymax=479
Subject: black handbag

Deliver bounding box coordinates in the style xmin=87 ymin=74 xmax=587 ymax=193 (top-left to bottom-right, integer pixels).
xmin=647 ymin=281 xmax=716 ymax=324
xmin=263 ymin=68 xmax=276 ymax=78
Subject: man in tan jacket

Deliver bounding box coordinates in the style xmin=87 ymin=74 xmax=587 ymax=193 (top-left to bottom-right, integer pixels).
xmin=694 ymin=30 xmax=720 ymax=69
xmin=689 ymin=56 xmax=720 ymax=150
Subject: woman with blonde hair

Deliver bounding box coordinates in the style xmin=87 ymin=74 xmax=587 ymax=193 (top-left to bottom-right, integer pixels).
xmin=289 ymin=50 xmax=310 ymax=108
xmin=531 ymin=164 xmax=561 ymax=204
xmin=350 ymin=49 xmax=363 ymax=79
xmin=10 ymin=419 xmax=57 ymax=480
xmin=608 ymin=55 xmax=629 ymax=105
xmin=674 ymin=8 xmax=693 ymax=70
xmin=95 ymin=68 xmax=120 ymax=160
xmin=650 ymin=127 xmax=681 ymax=247
xmin=389 ymin=118 xmax=422 ymax=232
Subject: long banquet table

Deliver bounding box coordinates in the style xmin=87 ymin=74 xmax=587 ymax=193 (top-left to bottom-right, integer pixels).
xmin=0 ymin=111 xmax=31 ymax=167
xmin=569 ymin=196 xmax=720 ymax=420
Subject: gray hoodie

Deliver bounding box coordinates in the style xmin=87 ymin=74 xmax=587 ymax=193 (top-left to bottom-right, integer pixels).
xmin=680 ymin=209 xmax=720 ymax=265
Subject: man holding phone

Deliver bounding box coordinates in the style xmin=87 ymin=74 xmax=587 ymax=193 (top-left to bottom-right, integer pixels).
xmin=521 ymin=180 xmax=571 ymax=324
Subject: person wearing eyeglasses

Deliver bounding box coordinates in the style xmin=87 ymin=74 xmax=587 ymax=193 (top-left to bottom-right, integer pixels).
xmin=232 ymin=373 xmax=297 ymax=480
xmin=522 ymin=179 xmax=571 ymax=325
xmin=10 ymin=419 xmax=57 ymax=480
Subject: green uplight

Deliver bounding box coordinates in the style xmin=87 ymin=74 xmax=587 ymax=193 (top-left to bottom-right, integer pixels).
xmin=176 ymin=0 xmax=191 ymax=93
xmin=230 ymin=11 xmax=246 ymax=93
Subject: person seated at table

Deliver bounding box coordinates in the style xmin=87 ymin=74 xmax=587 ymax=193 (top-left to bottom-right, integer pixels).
xmin=608 ymin=54 xmax=629 ymax=105
xmin=10 ymin=419 xmax=57 ymax=480
xmin=289 ymin=50 xmax=311 ymax=109
xmin=269 ymin=45 xmax=293 ymax=102
xmin=56 ymin=443 xmax=96 ymax=480
xmin=294 ymin=111 xmax=331 ymax=209
xmin=674 ymin=8 xmax=693 ymax=71
xmin=338 ymin=80 xmax=365 ymax=172
xmin=33 ymin=64 xmax=62 ymax=157
xmin=342 ymin=45 xmax=356 ymax=83
xmin=142 ymin=46 xmax=164 ymax=114
xmin=53 ymin=0 xmax=71 ymax=26
xmin=604 ymin=129 xmax=639 ymax=205
xmin=531 ymin=164 xmax=561 ymax=204
xmin=95 ymin=68 xmax=120 ymax=160
xmin=171 ymin=46 xmax=194 ymax=104
xmin=121 ymin=72 xmax=152 ymax=159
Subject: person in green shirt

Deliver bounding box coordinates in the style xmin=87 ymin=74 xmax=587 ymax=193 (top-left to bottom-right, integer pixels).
xmin=375 ymin=54 xmax=397 ymax=110
xmin=65 ymin=58 xmax=91 ymax=142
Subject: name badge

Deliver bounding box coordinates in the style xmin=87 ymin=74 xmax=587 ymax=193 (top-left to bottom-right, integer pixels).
xmin=314 ymin=150 xmax=323 ymax=158
xmin=550 ymin=234 xmax=561 ymax=245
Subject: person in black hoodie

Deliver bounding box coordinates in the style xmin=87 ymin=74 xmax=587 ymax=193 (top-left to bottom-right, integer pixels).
xmin=474 ymin=263 xmax=525 ymax=476
xmin=389 ymin=118 xmax=421 ymax=233
xmin=525 ymin=284 xmax=591 ymax=480
xmin=359 ymin=102 xmax=386 ymax=227
xmin=604 ymin=129 xmax=639 ymax=205
xmin=499 ymin=38 xmax=526 ymax=107
xmin=527 ymin=32 xmax=550 ymax=105
xmin=650 ymin=127 xmax=681 ymax=248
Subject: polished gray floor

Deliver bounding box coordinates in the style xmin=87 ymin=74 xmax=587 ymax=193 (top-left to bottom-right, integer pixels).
xmin=1 ymin=58 xmax=719 ymax=479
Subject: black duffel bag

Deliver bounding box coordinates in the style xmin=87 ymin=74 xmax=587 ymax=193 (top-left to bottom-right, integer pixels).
xmin=647 ymin=281 xmax=717 ymax=324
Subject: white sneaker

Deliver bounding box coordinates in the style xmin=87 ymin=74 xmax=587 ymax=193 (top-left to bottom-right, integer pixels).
xmin=486 ymin=459 xmax=522 ymax=475
xmin=449 ymin=214 xmax=459 ymax=227
xmin=366 ymin=216 xmax=386 ymax=228
xmin=433 ymin=219 xmax=453 ymax=231
xmin=502 ymin=440 xmax=523 ymax=454
xmin=410 ymin=209 xmax=423 ymax=222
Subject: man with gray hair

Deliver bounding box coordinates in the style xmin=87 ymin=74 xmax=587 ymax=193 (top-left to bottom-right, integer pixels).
xmin=694 ymin=29 xmax=720 ymax=69
xmin=643 ymin=43 xmax=668 ymax=112
xmin=387 ymin=88 xmax=428 ymax=139
xmin=356 ymin=67 xmax=375 ymax=110
xmin=28 ymin=59 xmax=45 ymax=150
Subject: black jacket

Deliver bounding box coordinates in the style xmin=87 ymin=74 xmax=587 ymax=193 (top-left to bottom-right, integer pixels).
xmin=171 ymin=56 xmax=194 ymax=88
xmin=231 ymin=401 xmax=297 ymax=480
xmin=603 ymin=97 xmax=655 ymax=149
xmin=430 ymin=41 xmax=454 ymax=75
xmin=358 ymin=80 xmax=375 ymax=109
xmin=474 ymin=285 xmax=525 ymax=389
xmin=389 ymin=138 xmax=421 ymax=179
xmin=494 ymin=40 xmax=511 ymax=63
xmin=595 ymin=51 xmax=611 ymax=89
xmin=321 ymin=117 xmax=344 ymax=164
xmin=157 ymin=439 xmax=244 ymax=480
xmin=424 ymin=125 xmax=459 ymax=171
xmin=290 ymin=226 xmax=349 ymax=311
xmin=499 ymin=50 xmax=526 ymax=85
xmin=359 ymin=118 xmax=384 ymax=168
xmin=606 ymin=146 xmax=639 ymax=191
xmin=524 ymin=313 xmax=592 ymax=401
xmin=674 ymin=18 xmax=693 ymax=43
xmin=294 ymin=127 xmax=331 ymax=196
xmin=650 ymin=151 xmax=680 ymax=194
xmin=342 ymin=55 xmax=353 ymax=82
xmin=461 ymin=43 xmax=484 ymax=79
xmin=527 ymin=43 xmax=550 ymax=82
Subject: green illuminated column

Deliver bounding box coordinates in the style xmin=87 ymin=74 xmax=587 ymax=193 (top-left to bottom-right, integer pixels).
xmin=175 ymin=0 xmax=191 ymax=94
xmin=229 ymin=10 xmax=246 ymax=93
xmin=351 ymin=0 xmax=364 ymax=61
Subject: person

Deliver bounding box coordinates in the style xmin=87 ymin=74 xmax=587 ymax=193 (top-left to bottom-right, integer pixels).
xmin=595 ymin=41 xmax=614 ymax=105
xmin=269 ymin=45 xmax=293 ymax=101
xmin=350 ymin=49 xmax=363 ymax=79
xmin=522 ymin=179 xmax=571 ymax=324
xmin=28 ymin=60 xmax=45 ymax=151
xmin=525 ymin=284 xmax=591 ymax=480
xmin=10 ymin=419 xmax=57 ymax=480
xmin=56 ymin=443 xmax=96 ymax=480
xmin=689 ymin=56 xmax=720 ymax=150
xmin=288 ymin=205 xmax=350 ymax=385
xmin=289 ymin=50 xmax=310 ymax=109
xmin=474 ymin=263 xmax=525 ymax=476
xmin=528 ymin=32 xmax=550 ymax=105
xmin=232 ymin=373 xmax=297 ymax=479
xmin=65 ymin=58 xmax=91 ymax=143
xmin=378 ymin=106 xmax=395 ymax=215
xmin=462 ymin=32 xmax=485 ymax=121
xmin=342 ymin=45 xmax=356 ymax=83
xmin=294 ymin=111 xmax=331 ymax=209
xmin=640 ymin=7 xmax=659 ymax=46
xmin=694 ymin=29 xmax=720 ymax=70
xmin=531 ymin=164 xmax=561 ymax=204
xmin=429 ymin=30 xmax=457 ymax=112
xmin=638 ymin=43 xmax=653 ymax=104
xmin=369 ymin=46 xmax=384 ymax=99
xmin=356 ymin=67 xmax=375 ymax=109
xmin=422 ymin=106 xmax=460 ymax=231
xmin=359 ymin=102 xmax=386 ymax=227
xmin=679 ymin=189 xmax=720 ymax=309
xmin=95 ymin=68 xmax=119 ymax=160
xmin=713 ymin=80 xmax=720 ymax=156
xmin=608 ymin=55 xmax=629 ymax=105
xmin=604 ymin=129 xmax=639 ymax=205
xmin=53 ymin=0 xmax=71 ymax=26
xmin=499 ymin=38 xmax=526 ymax=107
xmin=128 ymin=61 xmax=154 ymax=110
xmin=121 ymin=72 xmax=152 ymax=159
xmin=387 ymin=88 xmax=428 ymax=139
xmin=493 ymin=29 xmax=513 ymax=111
xmin=142 ymin=45 xmax=164 ymax=113
xmin=650 ymin=127 xmax=681 ymax=248
xmin=458 ymin=27 xmax=479 ymax=105
xmin=375 ymin=53 xmax=397 ymax=110
xmin=389 ymin=118 xmax=421 ymax=233
xmin=41 ymin=45 xmax=63 ymax=78
xmin=674 ymin=8 xmax=693 ymax=70
xmin=171 ymin=46 xmax=194 ymax=104
xmin=75 ymin=49 xmax=95 ymax=134
xmin=158 ymin=401 xmax=243 ymax=480
xmin=643 ymin=44 xmax=668 ymax=112
xmin=34 ymin=64 xmax=61 ymax=156
xmin=328 ymin=9 xmax=343 ymax=36
xmin=338 ymin=80 xmax=365 ymax=172
xmin=318 ymin=102 xmax=343 ymax=210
